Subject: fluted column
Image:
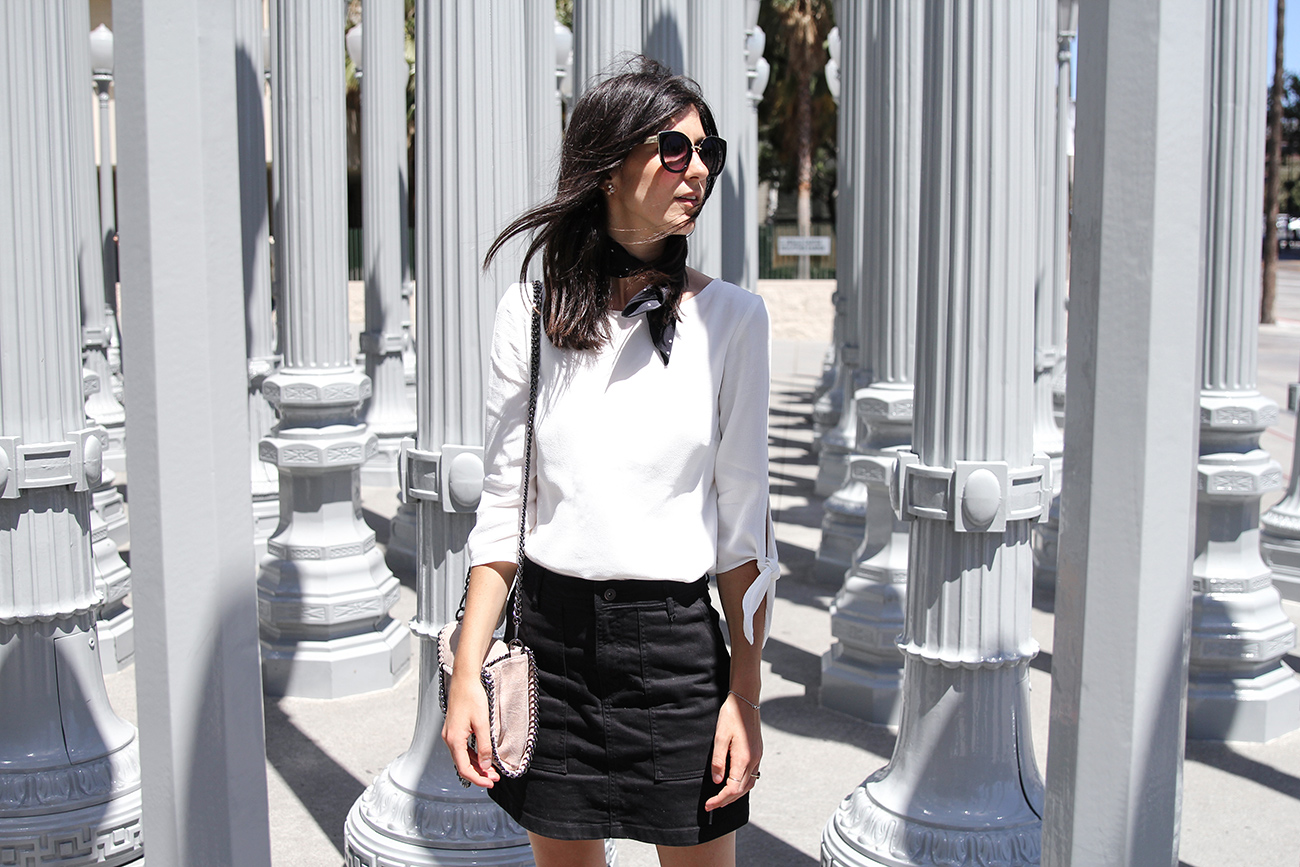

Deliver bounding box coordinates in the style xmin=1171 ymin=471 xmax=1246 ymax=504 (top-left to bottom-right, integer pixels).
xmin=821 ymin=0 xmax=921 ymax=726
xmin=710 ymin=1 xmax=752 ymax=292
xmin=71 ymin=12 xmax=134 ymax=673
xmin=741 ymin=4 xmax=766 ymax=294
xmin=257 ymin=0 xmax=409 ymax=699
xmin=1030 ymin=0 xmax=1068 ymax=593
xmin=359 ymin=1 xmax=418 ymax=488
xmin=1186 ymin=0 xmax=1300 ymax=743
xmin=812 ymin=1 xmax=862 ymax=503
xmin=812 ymin=0 xmax=869 ymax=583
xmin=0 ymin=2 xmax=142 ymax=862
xmin=344 ymin=3 xmax=537 ymax=864
xmin=573 ymin=0 xmax=644 ymax=100
xmin=823 ymin=4 xmax=1045 ymax=863
xmin=1041 ymin=0 xmax=1207 ymax=859
xmin=85 ymin=35 xmax=127 ymax=479
xmin=236 ymin=0 xmax=280 ymax=564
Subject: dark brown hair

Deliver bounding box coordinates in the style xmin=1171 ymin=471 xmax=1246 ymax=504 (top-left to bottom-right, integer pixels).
xmin=484 ymin=56 xmax=719 ymax=350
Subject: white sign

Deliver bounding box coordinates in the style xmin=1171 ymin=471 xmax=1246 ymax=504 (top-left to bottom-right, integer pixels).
xmin=777 ymin=235 xmax=832 ymax=257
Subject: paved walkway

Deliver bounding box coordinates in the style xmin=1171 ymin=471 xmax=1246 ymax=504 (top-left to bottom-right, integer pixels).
xmin=103 ymin=272 xmax=1300 ymax=866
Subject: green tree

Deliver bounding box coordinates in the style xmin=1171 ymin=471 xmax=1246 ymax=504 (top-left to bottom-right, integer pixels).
xmin=1264 ymin=0 xmax=1286 ymax=323
xmin=759 ymin=0 xmax=836 ymax=276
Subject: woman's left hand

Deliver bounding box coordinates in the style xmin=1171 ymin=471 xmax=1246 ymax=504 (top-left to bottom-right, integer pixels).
xmin=705 ymin=691 xmax=763 ymax=812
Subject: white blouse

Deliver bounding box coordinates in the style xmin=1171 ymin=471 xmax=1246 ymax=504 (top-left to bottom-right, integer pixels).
xmin=466 ymin=278 xmax=779 ymax=645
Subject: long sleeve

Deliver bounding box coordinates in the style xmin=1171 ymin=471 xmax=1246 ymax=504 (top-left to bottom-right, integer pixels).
xmin=467 ymin=283 xmax=534 ymax=567
xmin=714 ymin=295 xmax=780 ymax=646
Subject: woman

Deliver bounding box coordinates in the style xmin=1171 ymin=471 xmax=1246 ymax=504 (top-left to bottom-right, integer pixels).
xmin=442 ymin=58 xmax=778 ymax=867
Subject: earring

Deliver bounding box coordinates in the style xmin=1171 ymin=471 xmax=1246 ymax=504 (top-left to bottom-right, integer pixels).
xmin=606 ymin=183 xmax=615 ymax=194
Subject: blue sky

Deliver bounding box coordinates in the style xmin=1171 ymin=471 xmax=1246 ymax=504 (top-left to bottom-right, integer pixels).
xmin=1270 ymin=1 xmax=1299 ymax=75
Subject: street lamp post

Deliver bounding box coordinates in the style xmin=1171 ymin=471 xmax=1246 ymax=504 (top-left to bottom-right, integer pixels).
xmin=257 ymin=0 xmax=410 ymax=699
xmin=349 ymin=14 xmax=419 ymax=490
xmin=82 ymin=22 xmax=132 ymax=673
xmin=89 ymin=23 xmax=127 ymax=445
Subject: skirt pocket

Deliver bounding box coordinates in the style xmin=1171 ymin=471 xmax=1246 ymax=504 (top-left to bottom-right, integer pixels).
xmin=640 ymin=595 xmax=729 ymax=782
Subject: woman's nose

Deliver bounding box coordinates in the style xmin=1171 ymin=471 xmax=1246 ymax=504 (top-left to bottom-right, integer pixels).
xmin=685 ymin=147 xmax=710 ymax=180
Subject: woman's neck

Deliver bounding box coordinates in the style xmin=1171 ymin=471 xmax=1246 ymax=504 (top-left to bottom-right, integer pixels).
xmin=607 ymin=231 xmax=665 ymax=263
xmin=610 ymin=273 xmax=652 ymax=310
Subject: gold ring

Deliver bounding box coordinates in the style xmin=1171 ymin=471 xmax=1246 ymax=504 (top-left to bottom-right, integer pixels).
xmin=750 ymin=770 xmax=761 ymax=779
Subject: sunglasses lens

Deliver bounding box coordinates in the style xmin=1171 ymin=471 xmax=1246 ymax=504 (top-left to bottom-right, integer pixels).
xmin=659 ymin=131 xmax=693 ymax=172
xmin=700 ymin=137 xmax=726 ymax=175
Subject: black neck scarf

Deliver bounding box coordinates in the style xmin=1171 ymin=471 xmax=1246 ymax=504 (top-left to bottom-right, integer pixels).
xmin=602 ymin=235 xmax=687 ymax=366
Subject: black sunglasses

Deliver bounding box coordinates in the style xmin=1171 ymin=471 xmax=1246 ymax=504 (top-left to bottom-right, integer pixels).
xmin=644 ymin=130 xmax=727 ymax=176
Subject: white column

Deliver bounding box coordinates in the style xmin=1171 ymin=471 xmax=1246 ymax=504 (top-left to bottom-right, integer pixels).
xmin=1185 ymin=0 xmax=1300 ymax=743
xmin=86 ymin=28 xmax=128 ymax=478
xmin=1040 ymin=0 xmax=1208 ymax=860
xmin=812 ymin=0 xmax=868 ymax=583
xmin=1031 ymin=0 xmax=1068 ymax=593
xmin=823 ymin=4 xmax=1046 ymax=863
xmin=821 ymin=0 xmax=921 ymax=726
xmin=344 ymin=3 xmax=537 ymax=863
xmin=257 ymin=0 xmax=409 ymax=699
xmin=710 ymin=1 xmax=752 ymax=292
xmin=0 ymin=2 xmax=142 ymax=863
xmin=741 ymin=4 xmax=767 ymax=294
xmin=572 ymin=0 xmax=643 ymax=100
xmin=89 ymin=25 xmax=122 ymax=395
xmin=236 ymin=0 xmax=280 ymax=564
xmin=116 ymin=0 xmax=275 ymax=860
xmin=638 ymin=0 xmax=744 ymax=281
xmin=359 ymin=1 xmax=418 ymax=488
xmin=73 ymin=11 xmax=134 ymax=673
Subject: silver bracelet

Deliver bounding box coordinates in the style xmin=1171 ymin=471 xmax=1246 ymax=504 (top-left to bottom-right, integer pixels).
xmin=728 ymin=689 xmax=760 ymax=712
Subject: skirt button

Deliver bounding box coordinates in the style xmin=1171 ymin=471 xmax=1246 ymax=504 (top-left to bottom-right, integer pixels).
xmin=603 ymin=588 xmax=616 ymax=601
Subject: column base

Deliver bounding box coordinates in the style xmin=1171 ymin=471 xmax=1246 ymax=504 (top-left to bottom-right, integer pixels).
xmin=816 ymin=445 xmax=852 ymax=498
xmin=343 ymin=768 xmax=533 ymax=867
xmin=1260 ymin=528 xmax=1300 ymax=603
xmin=360 ymin=436 xmax=402 ymax=488
xmin=96 ymin=603 xmax=135 ymax=674
xmin=387 ymin=502 xmax=419 ymax=581
xmin=102 ymin=424 xmax=127 ymax=476
xmin=93 ymin=485 xmax=130 ymax=550
xmin=262 ymin=617 xmax=412 ymax=699
xmin=1187 ymin=663 xmax=1300 ymax=742
xmin=820 ymin=575 xmax=906 ymax=725
xmin=821 ymin=782 xmax=1041 ymax=867
xmin=251 ymin=493 xmax=280 ymax=566
xmin=0 ymin=759 xmax=143 ymax=867
xmin=815 ymin=506 xmax=867 ymax=586
xmin=820 ymin=646 xmax=902 ymax=726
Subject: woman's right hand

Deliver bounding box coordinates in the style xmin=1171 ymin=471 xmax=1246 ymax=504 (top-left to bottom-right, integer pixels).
xmin=442 ymin=672 xmax=501 ymax=787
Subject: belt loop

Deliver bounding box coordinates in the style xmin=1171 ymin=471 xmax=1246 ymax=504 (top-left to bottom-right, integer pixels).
xmin=666 ymin=596 xmax=677 ymax=622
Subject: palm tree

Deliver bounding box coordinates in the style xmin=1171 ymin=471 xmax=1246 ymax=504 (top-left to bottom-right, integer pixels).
xmin=1264 ymin=0 xmax=1286 ymax=323
xmin=766 ymin=0 xmax=834 ymax=278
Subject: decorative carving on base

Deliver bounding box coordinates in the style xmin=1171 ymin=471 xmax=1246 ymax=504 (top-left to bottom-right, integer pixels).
xmin=823 ymin=782 xmax=1041 ymax=867
xmin=344 ymin=769 xmax=533 ymax=867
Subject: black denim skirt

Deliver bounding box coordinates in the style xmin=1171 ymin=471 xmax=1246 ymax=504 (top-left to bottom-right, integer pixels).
xmin=487 ymin=558 xmax=748 ymax=846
